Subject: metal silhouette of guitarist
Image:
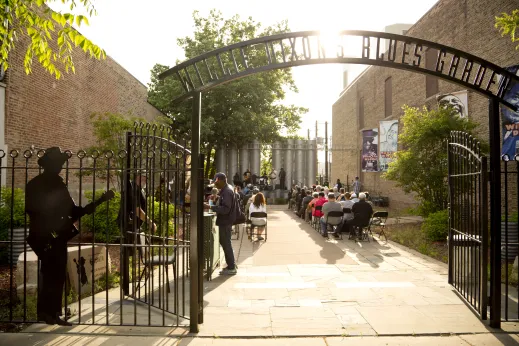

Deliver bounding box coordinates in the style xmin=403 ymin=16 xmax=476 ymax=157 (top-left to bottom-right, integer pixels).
xmin=26 ymin=147 xmax=115 ymax=326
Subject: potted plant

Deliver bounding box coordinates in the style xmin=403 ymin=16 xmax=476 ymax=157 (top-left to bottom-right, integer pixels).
xmin=0 ymin=187 xmax=27 ymax=265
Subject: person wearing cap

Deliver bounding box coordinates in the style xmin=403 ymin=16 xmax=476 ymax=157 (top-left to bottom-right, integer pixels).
xmin=320 ymin=193 xmax=344 ymax=238
xmin=351 ymin=193 xmax=359 ymax=203
xmin=204 ymin=173 xmax=237 ymax=275
xmin=26 ymin=147 xmax=96 ymax=326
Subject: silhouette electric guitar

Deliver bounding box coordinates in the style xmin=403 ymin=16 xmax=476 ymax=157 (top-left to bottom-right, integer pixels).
xmin=28 ymin=190 xmax=116 ymax=257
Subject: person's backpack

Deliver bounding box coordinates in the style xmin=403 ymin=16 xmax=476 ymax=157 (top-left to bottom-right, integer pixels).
xmin=232 ymin=191 xmax=246 ymax=225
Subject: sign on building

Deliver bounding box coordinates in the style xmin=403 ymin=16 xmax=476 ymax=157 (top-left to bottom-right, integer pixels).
xmin=362 ymin=129 xmax=378 ymax=172
xmin=500 ymin=64 xmax=519 ymax=157
xmin=379 ymin=120 xmax=398 ymax=171
xmin=437 ymin=90 xmax=468 ymax=118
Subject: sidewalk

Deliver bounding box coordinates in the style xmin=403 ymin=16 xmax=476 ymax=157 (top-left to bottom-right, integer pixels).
xmin=4 ymin=205 xmax=519 ymax=344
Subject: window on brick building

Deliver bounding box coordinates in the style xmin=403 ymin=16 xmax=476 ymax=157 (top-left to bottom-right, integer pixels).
xmin=385 ymin=77 xmax=392 ymax=118
xmin=426 ymin=48 xmax=439 ymax=97
xmin=358 ymin=96 xmax=364 ymax=130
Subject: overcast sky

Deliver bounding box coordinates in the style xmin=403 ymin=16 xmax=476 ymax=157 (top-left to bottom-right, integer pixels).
xmin=50 ymin=0 xmax=439 ymax=137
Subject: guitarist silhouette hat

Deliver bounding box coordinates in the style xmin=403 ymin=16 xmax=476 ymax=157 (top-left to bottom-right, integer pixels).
xmin=38 ymin=147 xmax=69 ymax=168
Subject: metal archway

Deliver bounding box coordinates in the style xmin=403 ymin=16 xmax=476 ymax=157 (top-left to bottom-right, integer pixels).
xmin=161 ymin=30 xmax=519 ymax=332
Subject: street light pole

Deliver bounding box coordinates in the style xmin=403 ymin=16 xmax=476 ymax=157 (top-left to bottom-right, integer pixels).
xmin=325 ymin=121 xmax=328 ymax=185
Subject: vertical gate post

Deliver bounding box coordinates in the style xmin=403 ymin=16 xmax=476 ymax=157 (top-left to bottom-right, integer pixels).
xmin=488 ymin=97 xmax=501 ymax=328
xmin=122 ymin=131 xmax=132 ymax=296
xmin=190 ymin=91 xmax=202 ymax=333
xmin=447 ymin=135 xmax=453 ymax=285
xmin=198 ymin=153 xmax=205 ymax=323
xmin=481 ymin=156 xmax=489 ymax=320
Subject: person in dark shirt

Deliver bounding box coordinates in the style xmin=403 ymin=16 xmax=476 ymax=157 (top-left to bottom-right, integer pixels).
xmin=204 ymin=173 xmax=237 ymax=275
xmin=26 ymin=147 xmax=95 ymax=326
xmin=350 ymin=193 xmax=373 ymax=238
xmin=299 ymin=190 xmax=313 ymax=220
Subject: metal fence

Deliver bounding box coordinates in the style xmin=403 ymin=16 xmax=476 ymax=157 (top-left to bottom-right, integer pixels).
xmin=499 ymin=155 xmax=519 ymax=322
xmin=448 ymin=131 xmax=488 ymax=319
xmin=0 ymin=123 xmax=192 ymax=327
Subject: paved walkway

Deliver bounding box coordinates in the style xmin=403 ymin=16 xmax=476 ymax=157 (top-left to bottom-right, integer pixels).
xmin=199 ymin=205 xmax=518 ymax=337
xmin=5 ymin=205 xmax=519 ymax=344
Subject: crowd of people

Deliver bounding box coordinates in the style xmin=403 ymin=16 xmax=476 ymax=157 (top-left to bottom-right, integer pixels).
xmin=288 ymin=177 xmax=374 ymax=240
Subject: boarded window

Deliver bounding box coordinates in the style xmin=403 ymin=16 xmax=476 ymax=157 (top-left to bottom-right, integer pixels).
xmin=426 ymin=48 xmax=439 ymax=97
xmin=385 ymin=77 xmax=392 ymax=118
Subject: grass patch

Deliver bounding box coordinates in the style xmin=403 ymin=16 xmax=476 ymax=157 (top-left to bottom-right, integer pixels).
xmin=386 ymin=222 xmax=448 ymax=263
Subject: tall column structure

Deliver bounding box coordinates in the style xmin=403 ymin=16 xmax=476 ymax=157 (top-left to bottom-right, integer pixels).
xmin=272 ymin=141 xmax=282 ymax=188
xmin=250 ymin=140 xmax=261 ymax=177
xmin=307 ymin=139 xmax=317 ymax=186
xmin=239 ymin=144 xmax=250 ymax=175
xmin=285 ymin=139 xmax=294 ymax=189
xmin=295 ymin=139 xmax=305 ymax=187
xmin=215 ymin=146 xmax=227 ymax=176
xmin=227 ymin=145 xmax=238 ymax=179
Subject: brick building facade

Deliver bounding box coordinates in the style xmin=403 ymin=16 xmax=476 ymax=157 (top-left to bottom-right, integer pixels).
xmin=331 ymin=0 xmax=518 ymax=210
xmin=0 ymin=28 xmax=162 ymax=155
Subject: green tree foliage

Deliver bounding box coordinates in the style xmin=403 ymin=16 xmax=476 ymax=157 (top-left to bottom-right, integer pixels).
xmin=148 ymin=10 xmax=308 ymax=177
xmin=0 ymin=187 xmax=25 ymax=264
xmin=496 ymin=9 xmax=519 ymax=49
xmin=421 ymin=209 xmax=449 ymax=242
xmin=384 ymin=105 xmax=479 ymax=216
xmin=0 ymin=0 xmax=105 ymax=78
xmin=83 ymin=112 xmax=145 ymax=189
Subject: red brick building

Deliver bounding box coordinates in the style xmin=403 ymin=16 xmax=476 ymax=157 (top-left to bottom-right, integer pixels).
xmin=331 ymin=0 xmax=518 ymax=210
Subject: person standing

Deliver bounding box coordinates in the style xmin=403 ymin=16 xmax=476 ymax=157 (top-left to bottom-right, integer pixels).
xmin=204 ymin=173 xmax=237 ymax=275
xmin=279 ymin=168 xmax=286 ymax=190
xmin=353 ymin=176 xmax=361 ymax=195
xmin=26 ymin=147 xmax=96 ymax=326
xmin=335 ymin=179 xmax=343 ymax=190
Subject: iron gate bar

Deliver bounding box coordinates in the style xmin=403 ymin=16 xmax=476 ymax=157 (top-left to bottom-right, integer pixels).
xmin=489 ymin=98 xmax=502 ymax=328
xmin=189 ymin=91 xmax=202 ymax=333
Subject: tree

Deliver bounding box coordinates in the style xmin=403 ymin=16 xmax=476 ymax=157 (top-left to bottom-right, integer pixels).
xmin=148 ymin=10 xmax=308 ymax=178
xmin=495 ymin=9 xmax=519 ymax=49
xmin=0 ymin=0 xmax=105 ymax=79
xmin=384 ymin=105 xmax=480 ymax=216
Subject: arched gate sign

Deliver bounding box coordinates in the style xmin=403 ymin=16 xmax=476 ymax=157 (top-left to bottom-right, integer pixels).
xmin=159 ymin=31 xmax=519 ymax=332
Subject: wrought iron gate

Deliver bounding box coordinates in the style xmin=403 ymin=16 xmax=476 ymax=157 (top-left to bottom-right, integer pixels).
xmin=0 ymin=122 xmax=195 ymax=327
xmin=448 ymin=131 xmax=488 ymax=319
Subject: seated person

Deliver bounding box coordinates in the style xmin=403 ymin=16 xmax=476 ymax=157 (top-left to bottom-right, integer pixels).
xmin=320 ymin=193 xmax=343 ymax=238
xmin=339 ymin=192 xmax=355 ymax=233
xmin=299 ymin=190 xmax=313 ymax=219
xmin=249 ymin=192 xmax=267 ymax=241
xmin=307 ymin=192 xmax=319 ymax=221
xmin=313 ymin=192 xmax=327 ymax=218
xmin=350 ymin=193 xmax=373 ymax=237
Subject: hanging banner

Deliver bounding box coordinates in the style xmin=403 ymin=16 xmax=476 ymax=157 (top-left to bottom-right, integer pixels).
xmin=501 ymin=64 xmax=519 ymax=157
xmin=437 ymin=90 xmax=468 ymax=118
xmin=361 ymin=129 xmax=378 ymax=172
xmin=379 ymin=120 xmax=398 ymax=171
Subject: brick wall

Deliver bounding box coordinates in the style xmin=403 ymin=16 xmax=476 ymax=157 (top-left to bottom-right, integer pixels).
xmin=332 ymin=0 xmax=519 ymax=210
xmin=4 ymin=28 xmax=163 ymax=153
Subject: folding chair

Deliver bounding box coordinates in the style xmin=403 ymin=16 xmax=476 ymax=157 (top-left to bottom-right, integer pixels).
xmin=324 ymin=211 xmax=344 ymax=239
xmin=342 ymin=207 xmax=353 ymax=235
xmin=248 ymin=212 xmax=268 ymax=241
xmin=368 ymin=211 xmax=389 ymax=241
xmin=135 ymin=232 xmax=177 ymax=295
xmin=312 ymin=206 xmax=322 ymax=231
xmin=351 ymin=223 xmax=371 ymax=242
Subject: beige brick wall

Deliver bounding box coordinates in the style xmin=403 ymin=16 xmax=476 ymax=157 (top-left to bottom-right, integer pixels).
xmin=332 ymin=0 xmax=519 ymax=210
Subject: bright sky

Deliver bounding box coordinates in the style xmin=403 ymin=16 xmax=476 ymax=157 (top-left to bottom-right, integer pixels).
xmin=50 ymin=0 xmax=438 ymax=137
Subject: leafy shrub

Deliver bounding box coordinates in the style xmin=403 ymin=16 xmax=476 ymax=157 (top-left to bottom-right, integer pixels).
xmin=0 ymin=187 xmax=26 ymax=264
xmin=146 ymin=198 xmax=176 ymax=237
xmin=422 ymin=209 xmax=449 ymax=242
xmin=82 ymin=190 xmax=122 ymax=243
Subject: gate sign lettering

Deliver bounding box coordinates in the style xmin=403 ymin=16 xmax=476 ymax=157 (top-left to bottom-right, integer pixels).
xmin=159 ymin=30 xmax=519 ymax=111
